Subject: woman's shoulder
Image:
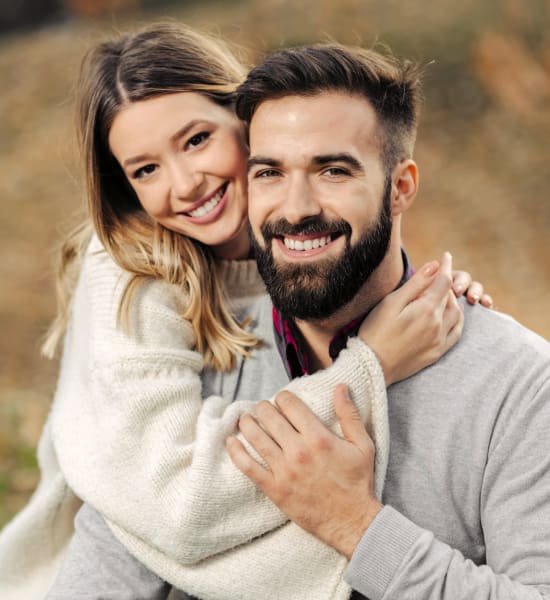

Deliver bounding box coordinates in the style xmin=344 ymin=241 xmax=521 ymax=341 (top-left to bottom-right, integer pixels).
xmin=82 ymin=234 xmax=188 ymax=306
xmin=74 ymin=234 xmax=196 ymax=350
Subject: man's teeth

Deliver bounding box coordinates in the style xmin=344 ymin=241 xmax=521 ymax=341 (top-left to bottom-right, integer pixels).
xmin=283 ymin=235 xmax=331 ymax=251
xmin=188 ymin=187 xmax=225 ymax=218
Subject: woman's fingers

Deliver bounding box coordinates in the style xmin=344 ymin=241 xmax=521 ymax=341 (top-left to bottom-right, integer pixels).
xmin=452 ymin=269 xmax=471 ymax=296
xmin=480 ymin=293 xmax=494 ymax=308
xmin=465 ymin=281 xmax=483 ymax=304
xmin=389 ymin=259 xmax=440 ymax=307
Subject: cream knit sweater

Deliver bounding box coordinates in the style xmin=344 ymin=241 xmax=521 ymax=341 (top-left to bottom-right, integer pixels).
xmin=0 ymin=236 xmax=389 ymax=600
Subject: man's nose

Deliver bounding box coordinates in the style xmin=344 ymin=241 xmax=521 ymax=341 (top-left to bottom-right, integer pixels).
xmin=282 ymin=176 xmax=322 ymax=225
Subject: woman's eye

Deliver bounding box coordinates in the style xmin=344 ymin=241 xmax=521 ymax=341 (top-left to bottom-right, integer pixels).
xmin=134 ymin=164 xmax=157 ymax=179
xmin=187 ymin=132 xmax=210 ymax=149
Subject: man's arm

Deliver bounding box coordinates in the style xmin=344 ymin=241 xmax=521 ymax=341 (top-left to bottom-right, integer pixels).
xmin=228 ymin=384 xmax=550 ymax=599
xmin=45 ymin=503 xmax=175 ymax=600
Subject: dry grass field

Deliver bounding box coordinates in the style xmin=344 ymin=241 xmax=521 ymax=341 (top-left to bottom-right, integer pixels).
xmin=0 ymin=0 xmax=549 ymax=526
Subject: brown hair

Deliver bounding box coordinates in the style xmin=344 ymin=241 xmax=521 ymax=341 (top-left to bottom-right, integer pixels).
xmin=42 ymin=22 xmax=259 ymax=371
xmin=236 ymin=43 xmax=423 ymax=169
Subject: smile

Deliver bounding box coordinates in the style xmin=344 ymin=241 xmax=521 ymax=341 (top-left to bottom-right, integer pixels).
xmin=185 ymin=183 xmax=227 ymax=218
xmin=283 ymin=235 xmax=332 ymax=251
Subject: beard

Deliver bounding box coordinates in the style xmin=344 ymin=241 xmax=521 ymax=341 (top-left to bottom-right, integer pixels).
xmin=251 ymin=176 xmax=393 ymax=321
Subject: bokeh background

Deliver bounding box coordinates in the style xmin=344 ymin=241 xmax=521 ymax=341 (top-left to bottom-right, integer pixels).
xmin=0 ymin=0 xmax=549 ymax=527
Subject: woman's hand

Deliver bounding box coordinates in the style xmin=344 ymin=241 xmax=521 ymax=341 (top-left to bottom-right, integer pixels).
xmin=358 ymin=252 xmax=464 ymax=386
xmin=452 ymin=270 xmax=493 ymax=307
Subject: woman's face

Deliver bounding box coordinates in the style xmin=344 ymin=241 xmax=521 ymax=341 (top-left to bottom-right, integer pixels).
xmin=108 ymin=92 xmax=249 ymax=259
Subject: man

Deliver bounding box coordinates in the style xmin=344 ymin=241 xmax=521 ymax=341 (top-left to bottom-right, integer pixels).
xmin=225 ymin=44 xmax=550 ymax=599
xmin=43 ymin=43 xmax=544 ymax=600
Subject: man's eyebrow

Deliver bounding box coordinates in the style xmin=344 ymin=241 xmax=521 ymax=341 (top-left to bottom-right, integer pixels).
xmin=313 ymin=153 xmax=364 ymax=173
xmin=247 ymin=156 xmax=281 ymax=171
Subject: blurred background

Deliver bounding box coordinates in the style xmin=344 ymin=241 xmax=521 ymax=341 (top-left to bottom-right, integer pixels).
xmin=0 ymin=0 xmax=549 ymax=527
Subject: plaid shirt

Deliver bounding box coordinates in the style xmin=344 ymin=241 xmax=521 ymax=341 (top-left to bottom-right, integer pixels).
xmin=272 ymin=250 xmax=414 ymax=377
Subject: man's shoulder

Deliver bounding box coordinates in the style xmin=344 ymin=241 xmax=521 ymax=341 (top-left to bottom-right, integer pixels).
xmin=424 ymin=301 xmax=550 ymax=402
xmin=460 ymin=301 xmax=550 ymax=361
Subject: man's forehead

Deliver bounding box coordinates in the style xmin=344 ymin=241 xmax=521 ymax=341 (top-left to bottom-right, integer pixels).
xmin=248 ymin=92 xmax=380 ymax=163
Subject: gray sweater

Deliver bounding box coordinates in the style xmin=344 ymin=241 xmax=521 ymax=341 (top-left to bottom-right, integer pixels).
xmin=47 ymin=301 xmax=550 ymax=599
xmin=346 ymin=301 xmax=550 ymax=599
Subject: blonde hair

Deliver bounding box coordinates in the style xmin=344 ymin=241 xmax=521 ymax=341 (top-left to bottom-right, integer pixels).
xmin=42 ymin=23 xmax=259 ymax=371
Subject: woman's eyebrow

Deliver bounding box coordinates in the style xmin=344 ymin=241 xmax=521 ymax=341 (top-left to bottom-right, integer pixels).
xmin=169 ymin=119 xmax=205 ymax=142
xmin=123 ymin=120 xmax=207 ymax=168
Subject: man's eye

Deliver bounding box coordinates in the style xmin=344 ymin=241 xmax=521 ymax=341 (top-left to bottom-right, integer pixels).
xmin=187 ymin=132 xmax=210 ymax=148
xmin=324 ymin=167 xmax=349 ymax=177
xmin=134 ymin=164 xmax=157 ymax=179
xmin=255 ymin=169 xmax=280 ymax=178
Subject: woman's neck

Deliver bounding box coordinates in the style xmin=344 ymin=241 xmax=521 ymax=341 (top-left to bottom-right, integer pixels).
xmin=211 ymin=223 xmax=251 ymax=260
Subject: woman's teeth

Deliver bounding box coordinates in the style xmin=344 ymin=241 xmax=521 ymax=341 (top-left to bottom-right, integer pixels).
xmin=188 ymin=187 xmax=225 ymax=218
xmin=283 ymin=235 xmax=331 ymax=251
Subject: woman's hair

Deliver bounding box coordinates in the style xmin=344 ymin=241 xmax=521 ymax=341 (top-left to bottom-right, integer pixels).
xmin=42 ymin=22 xmax=259 ymax=371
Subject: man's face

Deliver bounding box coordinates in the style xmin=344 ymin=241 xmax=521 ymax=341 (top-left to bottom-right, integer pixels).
xmin=247 ymin=91 xmax=393 ymax=320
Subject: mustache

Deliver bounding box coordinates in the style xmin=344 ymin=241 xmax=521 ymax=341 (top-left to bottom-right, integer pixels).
xmin=260 ymin=217 xmax=351 ymax=240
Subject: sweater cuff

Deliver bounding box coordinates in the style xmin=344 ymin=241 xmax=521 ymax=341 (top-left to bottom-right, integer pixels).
xmin=344 ymin=505 xmax=423 ymax=600
xmin=345 ymin=336 xmax=386 ymax=385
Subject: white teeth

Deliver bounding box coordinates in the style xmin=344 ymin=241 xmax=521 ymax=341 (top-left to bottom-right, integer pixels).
xmin=188 ymin=187 xmax=225 ymax=218
xmin=283 ymin=235 xmax=331 ymax=251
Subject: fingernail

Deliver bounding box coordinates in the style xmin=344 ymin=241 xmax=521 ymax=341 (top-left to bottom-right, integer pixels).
xmin=423 ymin=261 xmax=438 ymax=276
xmin=454 ymin=283 xmax=464 ymax=293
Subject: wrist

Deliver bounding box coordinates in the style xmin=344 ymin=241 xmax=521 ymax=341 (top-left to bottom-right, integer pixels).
xmin=333 ymin=499 xmax=384 ymax=559
xmin=369 ymin=346 xmax=394 ymax=387
xmin=352 ymin=336 xmax=395 ymax=387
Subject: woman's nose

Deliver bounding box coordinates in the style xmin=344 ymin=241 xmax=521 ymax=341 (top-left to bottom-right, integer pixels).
xmin=169 ymin=161 xmax=202 ymax=201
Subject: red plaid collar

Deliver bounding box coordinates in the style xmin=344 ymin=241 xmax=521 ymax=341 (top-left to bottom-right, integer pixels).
xmin=272 ymin=250 xmax=413 ymax=378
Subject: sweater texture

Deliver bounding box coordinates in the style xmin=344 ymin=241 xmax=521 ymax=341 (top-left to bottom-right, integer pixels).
xmin=0 ymin=236 xmax=388 ymax=600
xmin=345 ymin=302 xmax=550 ymax=599
xmin=48 ymin=301 xmax=550 ymax=600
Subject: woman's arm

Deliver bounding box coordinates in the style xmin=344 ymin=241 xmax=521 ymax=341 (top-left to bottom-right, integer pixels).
xmin=51 ymin=241 xmax=463 ymax=565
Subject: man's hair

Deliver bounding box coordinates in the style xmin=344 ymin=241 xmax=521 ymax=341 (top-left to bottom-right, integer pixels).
xmin=236 ymin=43 xmax=423 ymax=170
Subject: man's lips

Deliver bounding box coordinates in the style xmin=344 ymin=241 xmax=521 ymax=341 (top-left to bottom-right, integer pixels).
xmin=273 ymin=232 xmax=343 ymax=257
xmin=281 ymin=233 xmax=332 ymax=251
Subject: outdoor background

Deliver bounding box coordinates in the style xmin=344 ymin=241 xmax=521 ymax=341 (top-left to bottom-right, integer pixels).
xmin=0 ymin=0 xmax=549 ymax=526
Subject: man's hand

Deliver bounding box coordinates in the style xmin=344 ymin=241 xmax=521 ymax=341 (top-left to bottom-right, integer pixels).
xmin=226 ymin=384 xmax=383 ymax=559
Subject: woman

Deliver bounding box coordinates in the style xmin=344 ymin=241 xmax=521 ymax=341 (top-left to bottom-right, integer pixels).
xmin=0 ymin=23 xmax=489 ymax=600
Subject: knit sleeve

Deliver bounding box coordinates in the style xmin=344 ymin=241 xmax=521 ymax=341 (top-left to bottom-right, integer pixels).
xmin=51 ymin=242 xmax=388 ymax=566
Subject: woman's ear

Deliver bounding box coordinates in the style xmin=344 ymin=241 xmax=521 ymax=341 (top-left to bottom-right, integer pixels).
xmin=391 ymin=159 xmax=418 ymax=216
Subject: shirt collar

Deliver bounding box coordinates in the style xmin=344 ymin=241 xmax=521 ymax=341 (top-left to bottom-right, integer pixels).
xmin=272 ymin=249 xmax=413 ymax=379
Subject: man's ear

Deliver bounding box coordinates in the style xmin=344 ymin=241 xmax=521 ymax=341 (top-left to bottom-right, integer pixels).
xmin=391 ymin=159 xmax=418 ymax=216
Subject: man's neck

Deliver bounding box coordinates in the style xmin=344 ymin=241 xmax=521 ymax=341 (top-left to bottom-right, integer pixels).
xmin=294 ymin=243 xmax=404 ymax=371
